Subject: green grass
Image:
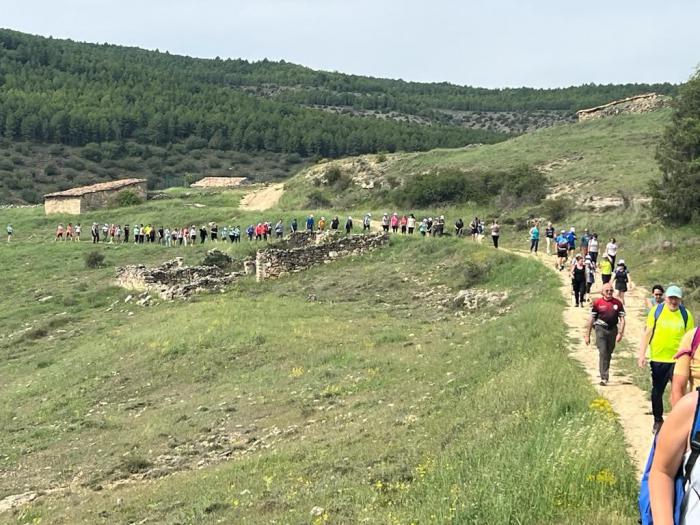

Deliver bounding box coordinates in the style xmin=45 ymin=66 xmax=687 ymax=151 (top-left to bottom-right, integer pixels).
xmin=1 ymin=193 xmax=637 ymax=524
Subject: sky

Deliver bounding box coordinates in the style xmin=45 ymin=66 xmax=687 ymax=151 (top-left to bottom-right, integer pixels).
xmin=2 ymin=0 xmax=699 ymax=88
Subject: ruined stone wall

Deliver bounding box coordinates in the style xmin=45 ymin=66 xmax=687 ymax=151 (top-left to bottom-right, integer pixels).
xmin=44 ymin=197 xmax=82 ymax=215
xmin=255 ymin=232 xmax=388 ymax=281
xmin=116 ymin=257 xmax=241 ymax=300
xmin=576 ymin=93 xmax=668 ymax=122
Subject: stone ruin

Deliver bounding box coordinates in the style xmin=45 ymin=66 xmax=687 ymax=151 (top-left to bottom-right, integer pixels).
xmin=256 ymin=231 xmax=389 ymax=281
xmin=576 ymin=93 xmax=668 ymax=122
xmin=116 ymin=250 xmax=243 ymax=300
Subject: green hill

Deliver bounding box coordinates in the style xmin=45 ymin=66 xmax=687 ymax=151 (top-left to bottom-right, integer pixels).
xmin=0 ymin=28 xmax=678 ymax=203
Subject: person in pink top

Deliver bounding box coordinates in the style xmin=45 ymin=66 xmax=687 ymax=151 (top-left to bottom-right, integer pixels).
xmin=400 ymin=215 xmax=408 ymax=234
xmin=390 ymin=213 xmax=399 ymax=233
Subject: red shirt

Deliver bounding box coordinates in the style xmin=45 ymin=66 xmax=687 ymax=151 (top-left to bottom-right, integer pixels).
xmin=591 ymin=297 xmax=625 ymax=327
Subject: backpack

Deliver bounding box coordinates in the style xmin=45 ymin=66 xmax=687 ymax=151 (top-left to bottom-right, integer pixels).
xmin=639 ymin=382 xmax=700 ymax=524
xmin=650 ymin=303 xmax=689 ymax=345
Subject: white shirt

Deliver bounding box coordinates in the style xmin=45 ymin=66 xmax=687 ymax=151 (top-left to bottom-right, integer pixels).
xmin=606 ymin=242 xmax=617 ymax=256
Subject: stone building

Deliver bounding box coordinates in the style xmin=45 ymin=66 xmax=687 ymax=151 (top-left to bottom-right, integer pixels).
xmin=190 ymin=177 xmax=248 ymax=188
xmin=44 ymin=178 xmax=147 ymax=215
xmin=576 ymin=93 xmax=668 ymax=122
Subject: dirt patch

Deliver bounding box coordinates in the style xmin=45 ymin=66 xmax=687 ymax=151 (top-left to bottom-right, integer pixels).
xmin=239 ymin=183 xmax=284 ymax=211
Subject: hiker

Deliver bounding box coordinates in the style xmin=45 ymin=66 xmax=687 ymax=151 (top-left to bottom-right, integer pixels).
xmin=190 ymin=225 xmax=196 ymax=245
xmin=90 ymin=223 xmax=99 ymax=243
xmin=426 ymin=217 xmax=434 ymax=236
xmin=55 ymin=223 xmax=64 ymax=241
xmin=345 ymin=216 xmax=353 ymax=234
xmin=291 ymin=218 xmax=298 ymax=233
xmin=74 ymin=223 xmax=81 ymax=242
xmin=647 ymin=389 xmax=700 ymax=523
xmin=605 ymin=237 xmax=618 ymax=267
xmin=613 ymin=260 xmax=631 ymax=305
xmin=102 ymin=223 xmax=109 ymax=242
xmin=363 ymin=213 xmax=371 ymax=231
xmin=407 ymin=214 xmax=416 ymax=234
xmin=221 ymin=225 xmax=228 ymax=242
xmin=436 ymin=215 xmax=446 ymax=236
xmin=584 ymin=282 xmax=625 ymax=386
xmin=390 ymin=212 xmax=399 ymax=233
xmin=306 ymin=214 xmax=315 ymax=231
xmin=419 ymin=219 xmax=427 ymax=236
xmin=644 ymin=285 xmax=665 ymax=315
xmin=200 ymin=224 xmax=208 ymax=243
xmin=588 ymin=233 xmax=599 ymax=263
xmin=470 ymin=217 xmax=480 ymax=241
xmin=581 ymin=229 xmax=590 ymax=257
xmin=318 ymin=217 xmax=326 ymax=231
xmin=331 ymin=216 xmax=340 ymax=231
xmin=639 ymin=285 xmax=695 ymax=433
xmin=544 ymin=222 xmax=555 ymax=255
xmin=571 ymin=254 xmax=587 ymax=307
xmin=400 ymin=214 xmax=408 ymax=234
xmin=6 ymin=223 xmax=13 ymax=242
xmin=233 ymin=226 xmax=241 ymax=243
xmin=529 ymin=220 xmax=540 ymax=253
xmin=490 ymin=220 xmax=500 ymax=248
xmin=255 ymin=223 xmax=263 ymax=241
xmin=381 ymin=213 xmax=390 ymax=232
xmin=555 ymin=229 xmax=569 ymax=270
xmin=211 ymin=223 xmax=218 ymax=242
xmin=275 ymin=220 xmax=284 ymax=239
xmin=599 ymin=254 xmax=613 ymax=284
xmin=66 ymin=223 xmax=73 ymax=241
xmin=566 ymin=227 xmax=577 ymax=260
xmin=671 ymin=326 xmax=700 ymax=406
xmin=584 ymin=254 xmax=596 ymax=296
xmin=455 ymin=218 xmax=464 ymax=237
xmin=123 ymin=224 xmax=129 ymax=243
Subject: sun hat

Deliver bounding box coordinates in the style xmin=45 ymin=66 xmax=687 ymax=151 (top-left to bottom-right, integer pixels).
xmin=665 ymin=285 xmax=683 ymax=298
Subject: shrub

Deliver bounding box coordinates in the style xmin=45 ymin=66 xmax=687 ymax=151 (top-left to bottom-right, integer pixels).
xmin=305 ymin=190 xmax=331 ymax=208
xmin=81 ymin=143 xmax=102 ymax=162
xmin=20 ymin=188 xmax=40 ymax=203
xmin=539 ymin=197 xmax=572 ymax=222
xmin=44 ymin=163 xmax=60 ymax=177
xmin=84 ymin=251 xmax=105 ymax=269
xmin=112 ymin=190 xmax=144 ymax=207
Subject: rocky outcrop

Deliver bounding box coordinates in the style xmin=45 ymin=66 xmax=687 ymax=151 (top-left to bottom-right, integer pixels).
xmin=116 ymin=255 xmax=242 ymax=300
xmin=256 ymin=232 xmax=389 ymax=281
xmin=576 ymin=93 xmax=668 ymax=121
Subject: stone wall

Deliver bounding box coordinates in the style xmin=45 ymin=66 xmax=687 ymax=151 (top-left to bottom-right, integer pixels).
xmin=576 ymin=93 xmax=668 ymax=122
xmin=116 ymin=257 xmax=242 ymax=300
xmin=44 ymin=197 xmax=82 ymax=215
xmin=255 ymin=232 xmax=388 ymax=281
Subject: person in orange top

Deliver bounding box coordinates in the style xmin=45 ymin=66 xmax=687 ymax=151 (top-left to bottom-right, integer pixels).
xmin=66 ymin=223 xmax=74 ymax=240
xmin=400 ymin=215 xmax=408 ymax=234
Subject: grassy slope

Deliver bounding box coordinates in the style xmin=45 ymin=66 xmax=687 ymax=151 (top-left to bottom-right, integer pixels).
xmin=1 ymin=190 xmax=636 ymax=524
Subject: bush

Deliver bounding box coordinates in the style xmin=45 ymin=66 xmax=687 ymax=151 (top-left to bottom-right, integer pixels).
xmin=112 ymin=190 xmax=144 ymax=207
xmin=539 ymin=197 xmax=572 ymax=222
xmin=81 ymin=143 xmax=103 ymax=162
xmin=84 ymin=251 xmax=105 ymax=269
xmin=305 ymin=190 xmax=331 ymax=208
xmin=20 ymin=188 xmax=40 ymax=203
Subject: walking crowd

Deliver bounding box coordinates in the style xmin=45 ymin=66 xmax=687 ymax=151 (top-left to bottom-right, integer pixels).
xmin=533 ymin=220 xmax=700 ymax=522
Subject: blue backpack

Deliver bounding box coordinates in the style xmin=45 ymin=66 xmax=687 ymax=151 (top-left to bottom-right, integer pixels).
xmin=639 ymin=384 xmax=700 ymax=524
xmin=649 ymin=304 xmax=689 ymax=344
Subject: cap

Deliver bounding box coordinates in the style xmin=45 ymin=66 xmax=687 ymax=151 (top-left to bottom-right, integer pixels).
xmin=575 ymin=253 xmax=582 ymax=258
xmin=618 ymin=259 xmax=625 ymax=265
xmin=665 ymin=285 xmax=683 ymax=299
xmin=570 ymin=227 xmax=575 ymax=232
xmin=561 ymin=229 xmax=566 ymax=233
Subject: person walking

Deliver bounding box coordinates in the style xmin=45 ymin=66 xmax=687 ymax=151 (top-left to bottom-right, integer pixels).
xmin=455 ymin=218 xmax=464 ymax=237
xmin=407 ymin=214 xmax=416 ymax=234
xmin=605 ymin=237 xmax=618 ymax=268
xmin=638 ymin=285 xmax=695 ymax=434
xmin=566 ymin=227 xmax=577 ymax=260
xmin=330 ymin=216 xmax=340 ymax=231
xmin=587 ymin=233 xmax=599 ymax=264
xmin=470 ymin=217 xmax=480 ymax=241
xmin=74 ymin=223 xmax=81 ymax=242
xmin=529 ymin=221 xmax=540 ymax=253
xmin=400 ymin=214 xmax=408 ymax=234
xmin=544 ymin=222 xmax=555 ymax=255
xmin=555 ymin=229 xmax=569 ymax=270
xmin=613 ymin=260 xmax=630 ymax=305
xmin=584 ymin=254 xmax=596 ymax=297
xmin=571 ymin=254 xmax=587 ymax=307
xmin=7 ymin=223 xmax=14 ymax=242
xmin=345 ymin=216 xmax=353 ymax=234
xmin=363 ymin=213 xmax=371 ymax=232
xmin=599 ymin=254 xmax=613 ymax=284
xmin=580 ymin=229 xmax=590 ymax=257
xmin=490 ymin=220 xmax=500 ymax=248
xmin=275 ymin=220 xmax=284 ymax=239
xmin=291 ymin=218 xmax=298 ymax=233
xmin=643 ymin=285 xmax=665 ymax=315
xmin=584 ymin=282 xmax=625 ymax=386
xmin=390 ymin=213 xmax=399 ymax=233
xmin=306 ymin=214 xmax=315 ymax=232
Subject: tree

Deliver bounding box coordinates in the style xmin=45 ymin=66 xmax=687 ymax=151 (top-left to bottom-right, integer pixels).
xmin=650 ymin=71 xmax=700 ymax=224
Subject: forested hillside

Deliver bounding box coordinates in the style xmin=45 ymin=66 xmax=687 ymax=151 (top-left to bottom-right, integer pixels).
xmin=0 ymin=28 xmax=678 ymax=203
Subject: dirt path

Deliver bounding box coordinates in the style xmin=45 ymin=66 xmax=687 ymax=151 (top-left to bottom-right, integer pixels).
xmin=519 ymin=248 xmax=652 ymax=474
xmin=239 ymin=183 xmax=284 ymax=211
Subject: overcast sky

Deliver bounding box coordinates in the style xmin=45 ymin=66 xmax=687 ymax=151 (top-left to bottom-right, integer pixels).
xmin=3 ymin=0 xmax=699 ymax=88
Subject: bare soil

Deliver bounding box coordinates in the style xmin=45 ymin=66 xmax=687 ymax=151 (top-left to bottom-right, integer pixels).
xmin=239 ymin=183 xmax=285 ymax=211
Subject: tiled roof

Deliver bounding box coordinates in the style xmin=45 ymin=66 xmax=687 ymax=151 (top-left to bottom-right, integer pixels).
xmin=44 ymin=179 xmax=147 ymax=198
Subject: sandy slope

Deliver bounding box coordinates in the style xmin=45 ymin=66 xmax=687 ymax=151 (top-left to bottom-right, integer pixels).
xmin=239 ymin=183 xmax=284 ymax=211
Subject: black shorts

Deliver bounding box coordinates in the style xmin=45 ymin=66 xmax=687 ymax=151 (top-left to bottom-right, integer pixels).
xmin=557 ymin=249 xmax=567 ymax=258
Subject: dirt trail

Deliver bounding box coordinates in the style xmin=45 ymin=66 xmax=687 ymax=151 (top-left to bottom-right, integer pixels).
xmin=239 ymin=183 xmax=284 ymax=211
xmin=518 ymin=248 xmax=653 ymax=474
